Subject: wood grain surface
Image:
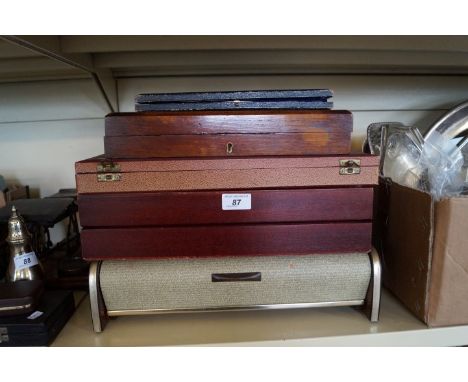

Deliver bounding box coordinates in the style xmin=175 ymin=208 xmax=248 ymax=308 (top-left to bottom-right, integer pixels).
xmin=80 ymin=222 xmax=372 ymax=260
xmin=104 ymin=132 xmax=351 ymax=158
xmin=104 ymin=110 xmax=352 ymax=136
xmin=78 ymin=187 xmax=374 ymax=227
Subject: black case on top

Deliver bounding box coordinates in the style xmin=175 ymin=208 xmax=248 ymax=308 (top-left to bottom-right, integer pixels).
xmin=135 ymin=89 xmax=334 ymax=111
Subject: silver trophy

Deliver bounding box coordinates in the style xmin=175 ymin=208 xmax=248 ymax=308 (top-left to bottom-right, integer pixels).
xmin=6 ymin=206 xmax=43 ymax=282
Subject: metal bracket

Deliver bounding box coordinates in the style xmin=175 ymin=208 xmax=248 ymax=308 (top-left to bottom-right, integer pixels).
xmin=365 ymin=248 xmax=382 ymax=322
xmin=89 ymin=262 xmax=109 ymax=333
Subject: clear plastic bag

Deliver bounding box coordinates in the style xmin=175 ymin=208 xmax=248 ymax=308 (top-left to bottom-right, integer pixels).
xmin=381 ymin=127 xmax=465 ymax=200
xmin=382 ymin=131 xmax=422 ymax=190
xmin=418 ymin=131 xmax=464 ymax=199
xmin=381 ymin=125 xmax=424 ymax=189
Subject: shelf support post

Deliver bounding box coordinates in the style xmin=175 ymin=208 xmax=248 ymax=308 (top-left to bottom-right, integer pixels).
xmin=0 ymin=35 xmax=118 ymax=112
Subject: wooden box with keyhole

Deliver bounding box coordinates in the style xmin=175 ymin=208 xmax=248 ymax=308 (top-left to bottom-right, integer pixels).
xmin=103 ymin=110 xmax=352 ymax=158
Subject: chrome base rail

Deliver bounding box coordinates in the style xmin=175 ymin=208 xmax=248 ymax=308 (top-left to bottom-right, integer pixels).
xmin=107 ymin=300 xmax=364 ymax=317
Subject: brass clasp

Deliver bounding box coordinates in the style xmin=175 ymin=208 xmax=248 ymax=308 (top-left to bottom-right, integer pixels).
xmin=339 ymin=159 xmax=361 ymax=175
xmin=97 ymin=160 xmax=121 ymax=182
xmin=97 ymin=173 xmax=122 ymax=182
xmin=97 ymin=161 xmax=120 ymax=173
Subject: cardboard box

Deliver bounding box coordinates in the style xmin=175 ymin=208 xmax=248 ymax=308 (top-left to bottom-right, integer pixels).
xmin=374 ymin=178 xmax=468 ymax=327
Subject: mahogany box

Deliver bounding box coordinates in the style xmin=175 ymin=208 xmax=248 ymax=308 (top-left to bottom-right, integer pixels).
xmin=374 ymin=178 xmax=468 ymax=327
xmin=76 ymin=155 xmax=379 ymax=261
xmin=104 ymin=110 xmax=352 ymax=158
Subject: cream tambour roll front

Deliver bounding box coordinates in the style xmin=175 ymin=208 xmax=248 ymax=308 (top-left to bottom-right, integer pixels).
xmin=90 ymin=251 xmax=381 ymax=332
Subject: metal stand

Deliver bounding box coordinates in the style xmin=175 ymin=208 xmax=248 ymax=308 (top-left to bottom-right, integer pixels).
xmin=365 ymin=248 xmax=382 ymax=322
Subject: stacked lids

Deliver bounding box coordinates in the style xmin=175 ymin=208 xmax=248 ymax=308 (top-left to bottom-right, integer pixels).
xmin=104 ymin=89 xmax=353 ymax=159
xmin=134 ymin=89 xmax=334 ymax=111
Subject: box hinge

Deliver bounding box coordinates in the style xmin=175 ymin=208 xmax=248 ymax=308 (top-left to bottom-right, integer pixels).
xmin=0 ymin=327 xmax=9 ymax=344
xmin=97 ymin=161 xmax=120 ymax=173
xmin=339 ymin=159 xmax=361 ymax=175
xmin=97 ymin=160 xmax=121 ymax=182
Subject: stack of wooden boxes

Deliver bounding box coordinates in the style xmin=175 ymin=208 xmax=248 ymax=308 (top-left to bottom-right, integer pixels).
xmin=75 ymin=90 xmax=380 ymax=332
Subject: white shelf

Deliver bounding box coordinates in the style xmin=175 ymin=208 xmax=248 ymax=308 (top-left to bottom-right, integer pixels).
xmin=52 ymin=290 xmax=468 ymax=346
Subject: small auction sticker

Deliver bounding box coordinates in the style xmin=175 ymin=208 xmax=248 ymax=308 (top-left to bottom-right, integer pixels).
xmin=14 ymin=252 xmax=39 ymax=271
xmin=222 ymin=194 xmax=251 ymax=210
